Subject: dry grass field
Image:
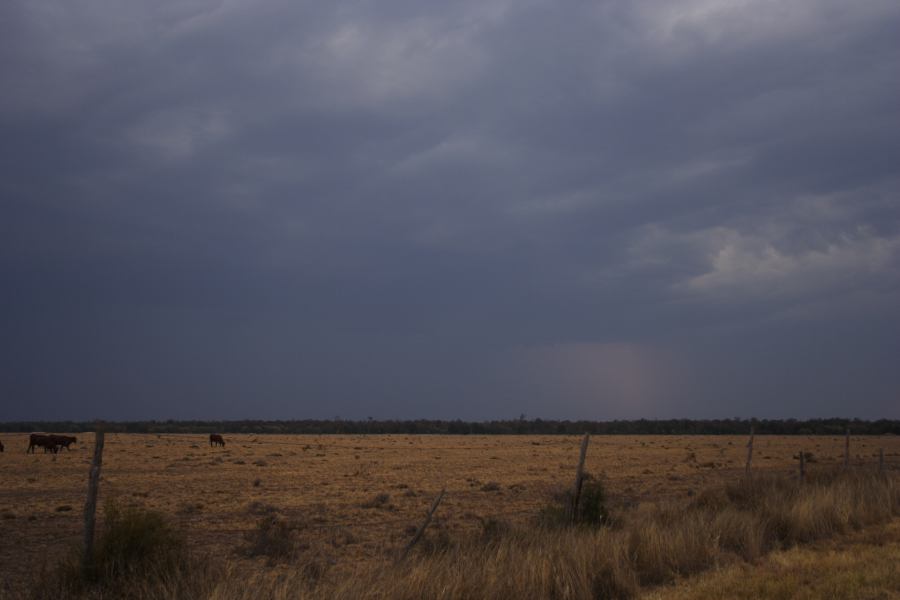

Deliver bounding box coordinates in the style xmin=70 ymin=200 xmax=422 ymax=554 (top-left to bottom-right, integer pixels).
xmin=1 ymin=433 xmax=898 ymax=597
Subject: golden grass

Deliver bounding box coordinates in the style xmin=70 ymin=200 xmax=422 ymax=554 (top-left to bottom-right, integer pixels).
xmin=642 ymin=521 xmax=900 ymax=600
xmin=19 ymin=469 xmax=900 ymax=600
xmin=1 ymin=433 xmax=898 ymax=597
xmin=210 ymin=471 xmax=900 ymax=599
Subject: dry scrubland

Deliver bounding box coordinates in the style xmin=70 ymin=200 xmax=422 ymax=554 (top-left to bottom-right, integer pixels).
xmin=1 ymin=433 xmax=899 ymax=598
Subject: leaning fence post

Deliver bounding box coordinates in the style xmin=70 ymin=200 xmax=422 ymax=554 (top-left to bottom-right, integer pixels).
xmin=571 ymin=433 xmax=590 ymax=523
xmin=799 ymin=449 xmax=805 ymax=482
xmin=744 ymin=426 xmax=754 ymax=475
xmin=400 ymin=488 xmax=445 ymax=560
xmin=82 ymin=428 xmax=105 ymax=578
xmin=844 ymin=427 xmax=850 ymax=468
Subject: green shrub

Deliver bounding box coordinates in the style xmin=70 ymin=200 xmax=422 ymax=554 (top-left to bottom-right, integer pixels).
xmin=539 ymin=473 xmax=609 ymax=528
xmin=29 ymin=500 xmax=192 ymax=599
xmin=576 ymin=477 xmax=609 ymax=525
xmin=92 ymin=500 xmax=186 ymax=581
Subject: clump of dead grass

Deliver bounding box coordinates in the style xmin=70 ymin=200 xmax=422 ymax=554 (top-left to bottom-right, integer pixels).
xmin=360 ymin=493 xmax=391 ymax=509
xmin=241 ymin=516 xmax=298 ymax=564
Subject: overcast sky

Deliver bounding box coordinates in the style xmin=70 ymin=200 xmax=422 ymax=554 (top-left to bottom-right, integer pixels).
xmin=2 ymin=0 xmax=899 ymax=421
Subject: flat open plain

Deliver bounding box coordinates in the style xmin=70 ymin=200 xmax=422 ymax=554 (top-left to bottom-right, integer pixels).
xmin=1 ymin=433 xmax=898 ymax=595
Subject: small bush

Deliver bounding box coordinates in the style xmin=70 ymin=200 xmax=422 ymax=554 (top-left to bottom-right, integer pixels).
xmin=540 ymin=474 xmax=609 ymax=528
xmin=93 ymin=501 xmax=187 ymax=582
xmin=247 ymin=501 xmax=278 ymax=516
xmin=416 ymin=526 xmax=453 ymax=556
xmin=30 ymin=500 xmax=190 ymax=599
xmin=361 ymin=493 xmax=390 ymax=509
xmin=242 ymin=516 xmax=297 ymax=564
xmin=577 ymin=477 xmax=609 ymax=525
xmin=178 ymin=502 xmax=203 ymax=515
xmin=479 ymin=517 xmax=512 ymax=541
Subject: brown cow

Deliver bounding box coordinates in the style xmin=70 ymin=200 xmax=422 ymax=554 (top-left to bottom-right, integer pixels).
xmin=0 ymin=439 xmax=4 ymax=452
xmin=28 ymin=433 xmax=49 ymax=454
xmin=51 ymin=435 xmax=77 ymax=450
xmin=209 ymin=434 xmax=225 ymax=447
xmin=28 ymin=433 xmax=65 ymax=454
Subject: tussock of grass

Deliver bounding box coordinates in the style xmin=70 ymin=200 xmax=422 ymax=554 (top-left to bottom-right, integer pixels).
xmin=360 ymin=493 xmax=391 ymax=509
xmin=539 ymin=473 xmax=610 ymax=527
xmin=241 ymin=516 xmax=298 ymax=563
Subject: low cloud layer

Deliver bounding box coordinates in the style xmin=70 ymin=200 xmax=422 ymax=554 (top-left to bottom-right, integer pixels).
xmin=2 ymin=0 xmax=899 ymax=420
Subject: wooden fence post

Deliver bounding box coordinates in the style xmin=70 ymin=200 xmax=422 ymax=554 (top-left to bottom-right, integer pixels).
xmin=844 ymin=427 xmax=850 ymax=468
xmin=799 ymin=449 xmax=805 ymax=482
xmin=745 ymin=426 xmax=754 ymax=475
xmin=571 ymin=433 xmax=590 ymax=523
xmin=879 ymin=448 xmax=885 ymax=474
xmin=82 ymin=429 xmax=105 ymax=578
xmin=400 ymin=488 xmax=445 ymax=560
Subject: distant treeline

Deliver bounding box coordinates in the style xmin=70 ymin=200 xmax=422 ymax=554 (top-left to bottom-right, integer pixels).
xmin=0 ymin=418 xmax=898 ymax=436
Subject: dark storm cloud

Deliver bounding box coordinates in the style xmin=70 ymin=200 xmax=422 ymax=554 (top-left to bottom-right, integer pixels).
xmin=2 ymin=0 xmax=899 ymax=420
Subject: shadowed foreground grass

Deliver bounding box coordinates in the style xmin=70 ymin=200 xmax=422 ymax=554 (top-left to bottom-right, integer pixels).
xmin=642 ymin=520 xmax=900 ymax=600
xmin=27 ymin=469 xmax=900 ymax=600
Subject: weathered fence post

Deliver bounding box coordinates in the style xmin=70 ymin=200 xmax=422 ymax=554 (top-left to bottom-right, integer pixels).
xmin=799 ymin=449 xmax=805 ymax=482
xmin=745 ymin=426 xmax=754 ymax=475
xmin=400 ymin=488 xmax=445 ymax=560
xmin=879 ymin=447 xmax=885 ymax=474
xmin=82 ymin=428 xmax=105 ymax=578
xmin=571 ymin=433 xmax=590 ymax=523
xmin=844 ymin=427 xmax=850 ymax=468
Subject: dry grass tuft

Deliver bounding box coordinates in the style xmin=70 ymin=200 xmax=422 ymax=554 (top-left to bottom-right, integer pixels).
xmin=360 ymin=493 xmax=391 ymax=509
xmin=241 ymin=516 xmax=299 ymax=563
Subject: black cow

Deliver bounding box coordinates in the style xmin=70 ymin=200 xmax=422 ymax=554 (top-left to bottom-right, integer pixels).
xmin=209 ymin=434 xmax=225 ymax=447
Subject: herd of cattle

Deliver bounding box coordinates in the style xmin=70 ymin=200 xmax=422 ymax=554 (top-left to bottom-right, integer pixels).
xmin=26 ymin=433 xmax=78 ymax=454
xmin=0 ymin=433 xmax=227 ymax=454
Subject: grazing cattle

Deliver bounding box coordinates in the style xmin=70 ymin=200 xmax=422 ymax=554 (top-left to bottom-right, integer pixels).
xmin=28 ymin=433 xmax=48 ymax=454
xmin=51 ymin=435 xmax=77 ymax=450
xmin=0 ymin=439 xmax=4 ymax=452
xmin=209 ymin=434 xmax=225 ymax=447
xmin=28 ymin=433 xmax=65 ymax=454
